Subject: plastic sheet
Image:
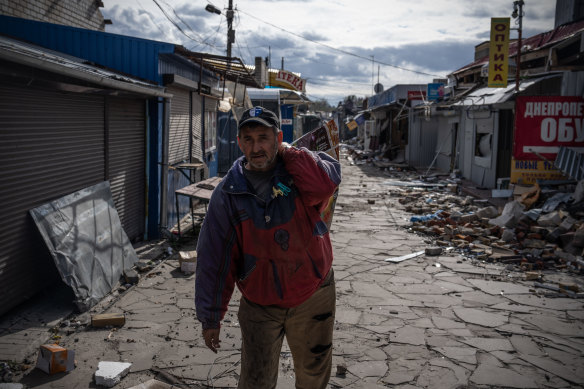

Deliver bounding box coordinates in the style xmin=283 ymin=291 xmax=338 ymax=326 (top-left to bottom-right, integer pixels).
xmin=29 ymin=181 xmax=138 ymax=311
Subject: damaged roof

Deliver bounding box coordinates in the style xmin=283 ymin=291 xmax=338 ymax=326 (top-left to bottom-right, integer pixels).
xmin=452 ymin=18 xmax=584 ymax=75
xmin=174 ymin=46 xmax=260 ymax=88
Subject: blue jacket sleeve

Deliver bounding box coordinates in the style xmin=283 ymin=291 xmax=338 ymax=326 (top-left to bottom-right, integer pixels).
xmin=195 ymin=184 xmax=237 ymax=330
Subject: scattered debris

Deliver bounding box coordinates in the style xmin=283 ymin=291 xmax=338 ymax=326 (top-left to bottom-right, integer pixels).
xmin=178 ymin=250 xmax=197 ymax=274
xmin=385 ymin=251 xmax=425 ymax=263
xmin=0 ymin=363 xmax=13 ymax=383
xmin=91 ymin=313 xmax=126 ymax=328
xmin=123 ymin=269 xmax=140 ymax=284
xmin=94 ymin=361 xmax=132 ymax=388
xmin=425 ymin=247 xmax=443 ymax=256
xmin=335 ymin=364 xmax=347 ymax=378
xmin=35 ymin=344 xmax=75 ymax=374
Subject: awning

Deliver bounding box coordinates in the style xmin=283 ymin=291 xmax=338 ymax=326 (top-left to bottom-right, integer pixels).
xmin=454 ymin=74 xmax=562 ymax=106
xmin=174 ymin=46 xmax=260 ymax=88
xmin=279 ymin=89 xmax=309 ymax=104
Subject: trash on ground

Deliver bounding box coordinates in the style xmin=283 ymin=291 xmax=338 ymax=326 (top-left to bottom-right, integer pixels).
xmin=91 ymin=313 xmax=126 ymax=328
xmin=179 ymin=250 xmax=197 ymax=274
xmin=385 ymin=251 xmax=425 ymax=263
xmin=35 ymin=344 xmax=75 ymax=375
xmin=94 ymin=361 xmax=132 ymax=388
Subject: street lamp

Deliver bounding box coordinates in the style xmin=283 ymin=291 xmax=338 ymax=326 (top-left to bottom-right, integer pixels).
xmin=512 ymin=0 xmax=524 ymax=92
xmin=205 ymin=4 xmax=221 ymax=15
xmin=205 ymin=1 xmax=234 ymax=58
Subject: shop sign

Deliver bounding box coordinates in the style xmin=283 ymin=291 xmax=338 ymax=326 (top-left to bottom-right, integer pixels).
xmin=488 ymin=18 xmax=510 ymax=88
xmin=427 ymin=83 xmax=445 ymax=101
xmin=513 ymin=96 xmax=584 ymax=160
xmin=407 ymin=90 xmax=426 ymax=100
xmin=269 ymin=70 xmax=306 ymax=92
xmin=510 ymin=158 xmax=566 ymax=184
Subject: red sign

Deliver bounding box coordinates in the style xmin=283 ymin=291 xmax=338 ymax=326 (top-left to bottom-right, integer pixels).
xmin=407 ymin=91 xmax=426 ymax=100
xmin=513 ymin=96 xmax=584 ymax=160
xmin=270 ymin=70 xmax=306 ymax=92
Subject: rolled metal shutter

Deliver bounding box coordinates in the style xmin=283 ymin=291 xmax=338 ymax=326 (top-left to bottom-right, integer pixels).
xmin=191 ymin=92 xmax=203 ymax=163
xmin=107 ymin=97 xmax=146 ymax=242
xmin=0 ymin=85 xmax=105 ymax=315
xmin=167 ymin=86 xmax=190 ymax=165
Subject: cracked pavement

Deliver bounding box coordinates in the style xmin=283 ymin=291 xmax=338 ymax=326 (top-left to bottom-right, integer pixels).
xmin=8 ymin=149 xmax=584 ymax=388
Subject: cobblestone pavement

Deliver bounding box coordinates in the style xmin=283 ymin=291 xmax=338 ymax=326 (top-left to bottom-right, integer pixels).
xmin=3 ymin=149 xmax=584 ymax=388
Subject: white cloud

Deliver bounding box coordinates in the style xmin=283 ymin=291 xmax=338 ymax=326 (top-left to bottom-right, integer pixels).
xmin=102 ymin=0 xmax=556 ymax=105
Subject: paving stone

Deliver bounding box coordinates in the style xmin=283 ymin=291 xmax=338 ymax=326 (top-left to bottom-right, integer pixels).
xmin=381 ymin=370 xmax=417 ymax=385
xmin=504 ymin=294 xmax=581 ymax=310
xmin=489 ymin=302 xmax=535 ymax=313
xmin=433 ymin=346 xmax=477 ymax=364
xmin=389 ymin=326 xmax=426 ymax=346
xmin=335 ymin=308 xmax=361 ymax=325
xmin=346 ymin=360 xmax=388 ymax=379
xmin=460 ymin=337 xmax=514 ymax=352
xmin=466 ymin=279 xmax=533 ymax=295
xmin=417 ymin=363 xmax=463 ymax=388
xmin=431 ymin=316 xmax=466 ymax=329
xmin=509 ymin=335 xmax=544 ymax=356
xmin=453 ymin=307 xmax=508 ymax=327
xmin=470 ymin=361 xmax=537 ymax=388
xmin=515 ymin=313 xmax=584 ymax=336
xmin=429 ymin=357 xmax=470 ymax=386
xmin=519 ymin=354 xmax=584 ymax=385
xmin=362 ymin=348 xmax=387 ymax=361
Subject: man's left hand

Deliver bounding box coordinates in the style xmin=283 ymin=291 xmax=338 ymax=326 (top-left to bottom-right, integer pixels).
xmin=278 ymin=142 xmax=291 ymax=157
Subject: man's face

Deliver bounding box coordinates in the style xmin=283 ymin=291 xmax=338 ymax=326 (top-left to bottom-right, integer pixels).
xmin=238 ymin=125 xmax=283 ymax=171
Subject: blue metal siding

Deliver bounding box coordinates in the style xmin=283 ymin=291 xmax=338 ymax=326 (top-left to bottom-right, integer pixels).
xmin=0 ymin=15 xmax=174 ymax=83
xmin=281 ymin=104 xmax=294 ymax=143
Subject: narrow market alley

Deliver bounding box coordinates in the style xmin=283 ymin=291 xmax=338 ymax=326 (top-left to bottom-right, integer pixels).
xmin=2 ymin=147 xmax=584 ymax=389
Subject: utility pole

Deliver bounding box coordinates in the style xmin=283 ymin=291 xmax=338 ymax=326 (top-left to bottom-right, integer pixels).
xmin=226 ymin=0 xmax=234 ymax=58
xmin=512 ymin=0 xmax=524 ymax=92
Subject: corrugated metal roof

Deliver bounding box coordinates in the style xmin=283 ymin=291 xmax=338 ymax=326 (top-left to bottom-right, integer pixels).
xmin=453 ymin=18 xmax=584 ymax=75
xmin=0 ymin=14 xmax=174 ymax=83
xmin=0 ymin=35 xmax=170 ymax=97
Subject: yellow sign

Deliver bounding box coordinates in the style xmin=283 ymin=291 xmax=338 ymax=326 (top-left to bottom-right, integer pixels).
xmin=488 ymin=18 xmax=510 ymax=88
xmin=510 ymin=158 xmax=566 ymax=185
xmin=269 ymin=70 xmax=306 ymax=92
xmin=346 ymin=120 xmax=358 ymax=131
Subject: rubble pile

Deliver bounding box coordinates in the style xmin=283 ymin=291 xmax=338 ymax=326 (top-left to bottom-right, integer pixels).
xmin=392 ymin=181 xmax=584 ymax=278
xmin=341 ymin=144 xmax=584 ymax=282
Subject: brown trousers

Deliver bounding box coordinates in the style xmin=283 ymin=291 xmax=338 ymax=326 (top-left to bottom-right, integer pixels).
xmin=237 ymin=270 xmax=335 ymax=389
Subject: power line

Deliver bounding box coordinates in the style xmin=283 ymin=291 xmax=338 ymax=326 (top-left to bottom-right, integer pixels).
xmin=150 ymin=0 xmax=222 ymax=50
xmin=237 ymin=7 xmax=444 ymax=78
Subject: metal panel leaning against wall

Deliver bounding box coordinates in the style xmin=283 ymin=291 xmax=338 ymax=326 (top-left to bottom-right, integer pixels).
xmin=0 ymin=85 xmax=105 ymax=316
xmin=107 ymin=97 xmax=146 ymax=241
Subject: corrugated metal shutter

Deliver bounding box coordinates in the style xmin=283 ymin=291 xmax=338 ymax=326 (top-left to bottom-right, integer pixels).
xmin=0 ymin=85 xmax=105 ymax=316
xmin=191 ymin=92 xmax=203 ymax=163
xmin=108 ymin=97 xmax=146 ymax=241
xmin=167 ymin=86 xmax=190 ymax=165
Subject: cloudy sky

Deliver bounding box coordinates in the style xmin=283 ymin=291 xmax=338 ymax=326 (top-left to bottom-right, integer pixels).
xmin=102 ymin=0 xmax=557 ymax=105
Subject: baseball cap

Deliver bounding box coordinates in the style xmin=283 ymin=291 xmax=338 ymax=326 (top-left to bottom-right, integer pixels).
xmin=238 ymin=106 xmax=280 ymax=133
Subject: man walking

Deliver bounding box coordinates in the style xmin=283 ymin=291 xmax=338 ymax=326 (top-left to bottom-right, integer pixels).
xmin=195 ymin=106 xmax=341 ymax=388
